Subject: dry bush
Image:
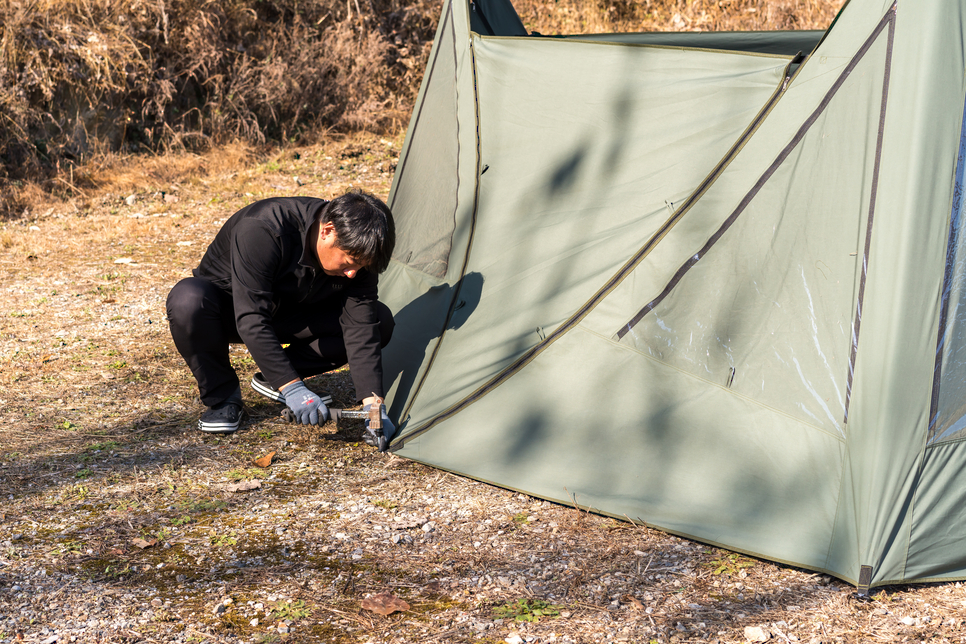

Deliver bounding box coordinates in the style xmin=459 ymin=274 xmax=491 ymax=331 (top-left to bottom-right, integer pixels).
xmin=0 ymin=0 xmax=438 ymax=214
xmin=514 ymin=0 xmax=844 ymax=34
xmin=0 ymin=0 xmax=844 ymax=219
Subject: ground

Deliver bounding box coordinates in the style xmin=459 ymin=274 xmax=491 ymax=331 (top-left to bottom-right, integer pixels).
xmin=1 ymin=133 xmax=965 ymax=644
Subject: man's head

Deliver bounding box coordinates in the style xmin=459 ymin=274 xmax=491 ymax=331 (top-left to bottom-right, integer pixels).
xmin=317 ymin=190 xmax=395 ymax=276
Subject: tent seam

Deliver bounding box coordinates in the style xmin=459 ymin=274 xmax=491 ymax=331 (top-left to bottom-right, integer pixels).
xmin=394 ymin=28 xmax=485 ymax=438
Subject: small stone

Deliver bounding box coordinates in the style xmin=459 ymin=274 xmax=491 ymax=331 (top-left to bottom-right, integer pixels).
xmin=900 ymin=616 xmax=916 ymax=626
xmin=277 ymin=621 xmax=290 ymax=634
xmin=213 ymin=604 xmax=227 ymax=615
xmin=422 ymin=522 xmax=435 ymax=533
xmin=250 ymin=618 xmax=259 ymax=627
xmin=744 ymin=626 xmax=770 ymax=642
xmin=125 ymin=195 xmax=137 ymax=205
xmin=506 ymin=634 xmax=524 ymax=644
xmin=150 ymin=598 xmax=162 ymax=608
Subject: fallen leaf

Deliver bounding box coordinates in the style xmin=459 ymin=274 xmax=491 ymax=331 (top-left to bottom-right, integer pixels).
xmin=254 ymin=451 xmax=276 ymax=468
xmin=114 ymin=257 xmax=134 ymax=264
xmin=622 ymin=594 xmax=645 ymax=610
xmin=422 ymin=581 xmax=442 ymax=595
xmin=361 ymin=592 xmax=410 ymax=616
xmin=225 ymin=479 xmax=262 ymax=492
xmin=132 ymin=537 xmax=157 ymax=549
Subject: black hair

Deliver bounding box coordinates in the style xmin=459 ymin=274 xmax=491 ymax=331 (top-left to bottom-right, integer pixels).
xmin=320 ymin=190 xmax=396 ymax=274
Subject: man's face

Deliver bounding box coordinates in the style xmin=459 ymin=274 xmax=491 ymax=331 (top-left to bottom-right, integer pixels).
xmin=316 ymin=222 xmax=365 ymax=278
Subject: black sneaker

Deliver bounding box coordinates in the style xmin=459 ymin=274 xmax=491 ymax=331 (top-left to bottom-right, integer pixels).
xmin=198 ymin=401 xmax=244 ymax=433
xmin=250 ymin=372 xmax=332 ymax=405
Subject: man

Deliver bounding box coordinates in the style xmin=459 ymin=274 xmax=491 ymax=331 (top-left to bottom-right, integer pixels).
xmin=165 ymin=191 xmax=396 ymax=446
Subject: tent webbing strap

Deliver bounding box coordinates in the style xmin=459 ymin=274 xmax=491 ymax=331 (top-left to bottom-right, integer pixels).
xmin=392 ymin=41 xmax=801 ymax=450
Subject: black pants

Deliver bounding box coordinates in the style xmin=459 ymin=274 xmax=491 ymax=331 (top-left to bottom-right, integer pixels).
xmin=166 ymin=277 xmax=394 ymax=407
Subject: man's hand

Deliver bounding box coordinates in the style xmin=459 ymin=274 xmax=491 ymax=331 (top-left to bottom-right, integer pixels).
xmin=281 ymin=381 xmax=331 ymax=425
xmin=363 ymin=402 xmax=396 ymax=452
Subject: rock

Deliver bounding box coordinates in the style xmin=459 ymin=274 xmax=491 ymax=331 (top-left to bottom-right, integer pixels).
xmin=150 ymin=598 xmax=162 ymax=608
xmin=506 ymin=634 xmax=525 ymax=644
xmin=900 ymin=616 xmax=916 ymax=626
xmin=744 ymin=626 xmax=770 ymax=642
xmin=125 ymin=195 xmax=137 ymax=205
xmin=250 ymin=618 xmax=259 ymax=627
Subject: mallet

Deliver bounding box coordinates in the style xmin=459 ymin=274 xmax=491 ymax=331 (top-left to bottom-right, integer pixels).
xmin=281 ymin=394 xmax=386 ymax=451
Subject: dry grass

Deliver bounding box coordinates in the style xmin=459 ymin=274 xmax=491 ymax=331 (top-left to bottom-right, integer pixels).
xmin=514 ymin=0 xmax=843 ymax=35
xmin=1 ymin=0 xmax=843 ymax=219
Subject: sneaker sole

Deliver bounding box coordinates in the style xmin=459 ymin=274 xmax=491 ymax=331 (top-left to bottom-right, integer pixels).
xmin=251 ymin=374 xmax=286 ymax=402
xmin=198 ymin=419 xmax=241 ymax=433
xmin=251 ymin=374 xmax=333 ymax=406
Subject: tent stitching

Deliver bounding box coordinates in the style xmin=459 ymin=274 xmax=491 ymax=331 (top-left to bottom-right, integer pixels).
xmin=843 ymin=3 xmax=897 ymax=423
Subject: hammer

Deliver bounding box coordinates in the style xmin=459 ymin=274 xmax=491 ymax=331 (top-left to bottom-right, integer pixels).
xmin=281 ymin=394 xmax=386 ymax=451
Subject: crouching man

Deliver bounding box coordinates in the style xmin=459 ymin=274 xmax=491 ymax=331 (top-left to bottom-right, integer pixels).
xmin=166 ymin=191 xmax=396 ymax=446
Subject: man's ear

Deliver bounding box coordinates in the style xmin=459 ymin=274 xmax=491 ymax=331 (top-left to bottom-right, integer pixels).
xmin=318 ymin=221 xmax=336 ymax=240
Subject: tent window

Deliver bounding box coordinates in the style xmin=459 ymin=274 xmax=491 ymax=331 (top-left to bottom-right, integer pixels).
xmin=928 ymin=97 xmax=966 ymax=445
xmin=614 ymin=11 xmax=895 ymax=438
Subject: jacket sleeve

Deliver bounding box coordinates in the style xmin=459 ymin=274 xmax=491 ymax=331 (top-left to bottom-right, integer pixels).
xmin=229 ymin=219 xmax=301 ymax=388
xmin=340 ymin=270 xmax=386 ymax=401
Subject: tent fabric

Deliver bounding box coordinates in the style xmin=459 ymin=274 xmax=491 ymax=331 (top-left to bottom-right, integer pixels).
xmin=380 ymin=0 xmax=966 ymax=589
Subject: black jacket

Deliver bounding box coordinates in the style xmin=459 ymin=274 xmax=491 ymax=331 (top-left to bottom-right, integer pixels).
xmin=193 ymin=197 xmax=385 ymax=399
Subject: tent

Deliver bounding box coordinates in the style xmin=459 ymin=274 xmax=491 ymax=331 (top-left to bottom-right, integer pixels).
xmin=377 ymin=0 xmax=966 ymax=591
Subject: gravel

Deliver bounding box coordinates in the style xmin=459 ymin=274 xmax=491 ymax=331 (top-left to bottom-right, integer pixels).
xmin=2 ymin=134 xmax=966 ymax=643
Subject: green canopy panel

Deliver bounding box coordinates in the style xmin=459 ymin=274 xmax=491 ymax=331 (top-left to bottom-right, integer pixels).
xmin=379 ymin=0 xmax=966 ymax=590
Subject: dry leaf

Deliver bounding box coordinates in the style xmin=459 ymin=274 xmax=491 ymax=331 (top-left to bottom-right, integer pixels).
xmin=226 ymin=480 xmax=262 ymax=492
xmin=254 ymin=451 xmax=276 ymax=468
xmin=361 ymin=592 xmax=410 ymax=616
xmin=132 ymin=537 xmax=157 ymax=549
xmin=622 ymin=594 xmax=645 ymax=611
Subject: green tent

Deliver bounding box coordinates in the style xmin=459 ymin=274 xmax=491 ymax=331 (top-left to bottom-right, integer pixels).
xmin=379 ymin=0 xmax=966 ymax=591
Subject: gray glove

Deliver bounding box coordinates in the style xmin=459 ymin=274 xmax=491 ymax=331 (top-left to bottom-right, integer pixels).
xmin=281 ymin=381 xmax=330 ymax=425
xmin=363 ymin=403 xmax=396 ymax=452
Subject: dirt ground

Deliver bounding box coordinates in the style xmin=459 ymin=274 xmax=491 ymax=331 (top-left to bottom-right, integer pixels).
xmin=1 ymin=133 xmax=965 ymax=644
